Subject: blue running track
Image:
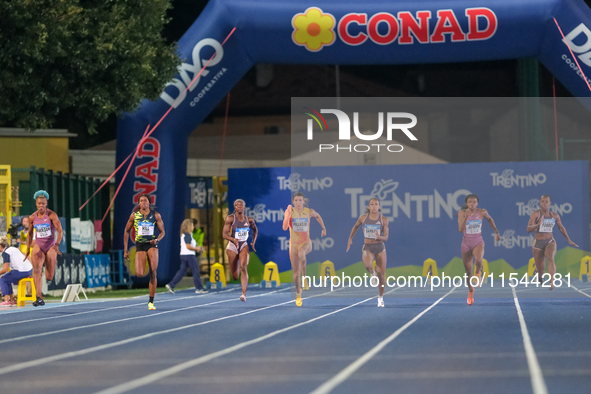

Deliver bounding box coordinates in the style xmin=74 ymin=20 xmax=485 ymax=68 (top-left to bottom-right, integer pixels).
xmin=0 ymin=282 xmax=589 ymax=394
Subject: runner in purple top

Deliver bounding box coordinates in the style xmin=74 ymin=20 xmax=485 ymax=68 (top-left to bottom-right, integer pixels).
xmin=458 ymin=194 xmax=500 ymax=306
xmin=24 ymin=190 xmax=63 ymax=307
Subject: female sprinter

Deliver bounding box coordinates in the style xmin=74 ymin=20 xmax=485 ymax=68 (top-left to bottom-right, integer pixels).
xmin=123 ymin=194 xmax=165 ymax=310
xmin=24 ymin=190 xmax=63 ymax=307
xmin=458 ymin=194 xmax=500 ymax=306
xmin=527 ymin=194 xmax=578 ymax=290
xmin=282 ymin=192 xmax=326 ymax=307
xmin=223 ymin=199 xmax=257 ymax=302
xmin=347 ymin=198 xmax=389 ymax=307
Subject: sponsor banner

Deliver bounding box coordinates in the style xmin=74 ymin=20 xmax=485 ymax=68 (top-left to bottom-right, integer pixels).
xmin=115 ymin=0 xmax=591 ymax=284
xmin=229 ymin=161 xmax=589 ymax=273
xmin=186 ymin=177 xmax=228 ymax=209
xmin=94 ymin=220 xmax=103 ymax=253
xmin=47 ymin=254 xmax=87 ymax=291
xmin=85 ymin=255 xmax=112 ymax=288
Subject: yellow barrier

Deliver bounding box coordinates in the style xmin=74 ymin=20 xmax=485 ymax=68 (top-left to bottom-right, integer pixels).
xmin=422 ymin=258 xmax=438 ymax=279
xmin=580 ymin=256 xmax=590 ymax=281
xmin=262 ymin=261 xmax=280 ymax=288
xmin=320 ymin=260 xmax=335 ymax=278
xmin=210 ymin=262 xmax=227 ymax=289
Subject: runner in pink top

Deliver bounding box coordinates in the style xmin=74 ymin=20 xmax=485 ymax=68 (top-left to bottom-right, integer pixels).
xmin=526 ymin=194 xmax=578 ymax=290
xmin=458 ymin=194 xmax=500 ymax=306
xmin=24 ymin=190 xmax=63 ymax=307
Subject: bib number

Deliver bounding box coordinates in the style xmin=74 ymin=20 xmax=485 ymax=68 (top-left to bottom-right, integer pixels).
xmin=466 ymin=220 xmax=482 ymax=235
xmin=235 ymin=228 xmax=249 ymax=242
xmin=539 ymin=218 xmax=555 ymax=233
xmin=35 ymin=223 xmax=52 ymax=239
xmin=138 ymin=221 xmax=154 ymax=236
xmin=364 ymin=224 xmax=380 ymax=239
xmin=292 ymin=218 xmax=308 ymax=232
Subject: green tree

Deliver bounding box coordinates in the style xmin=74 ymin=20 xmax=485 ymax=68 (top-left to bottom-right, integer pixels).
xmin=0 ymin=0 xmax=181 ymax=133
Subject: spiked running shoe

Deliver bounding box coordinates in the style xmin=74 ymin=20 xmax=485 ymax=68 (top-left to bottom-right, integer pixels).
xmin=32 ymin=298 xmax=45 ymax=307
xmin=148 ymin=302 xmax=156 ymax=310
xmin=467 ymin=289 xmax=474 ymax=306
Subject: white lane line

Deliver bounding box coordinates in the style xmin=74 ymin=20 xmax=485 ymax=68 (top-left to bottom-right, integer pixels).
xmin=0 ymin=288 xmax=288 ymax=345
xmin=94 ymin=296 xmax=374 ymax=394
xmin=512 ymin=287 xmax=548 ymax=394
xmin=570 ymin=284 xmax=591 ymax=298
xmin=0 ymin=289 xmax=298 ymax=377
xmin=0 ymin=288 xmax=237 ymax=317
xmin=0 ymin=295 xmax=203 ymax=327
xmin=310 ymin=288 xmax=455 ymax=394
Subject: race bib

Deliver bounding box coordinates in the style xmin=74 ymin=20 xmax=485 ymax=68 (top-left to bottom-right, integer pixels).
xmin=34 ymin=223 xmax=52 ymax=239
xmin=539 ymin=218 xmax=556 ymax=233
xmin=235 ymin=227 xmax=249 ymax=242
xmin=364 ymin=224 xmax=380 ymax=239
xmin=138 ymin=221 xmax=154 ymax=236
xmin=292 ymin=218 xmax=308 ymax=232
xmin=466 ymin=220 xmax=482 ymax=235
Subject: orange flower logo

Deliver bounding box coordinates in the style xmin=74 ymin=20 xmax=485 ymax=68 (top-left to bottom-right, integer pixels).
xmin=292 ymin=7 xmax=336 ymax=52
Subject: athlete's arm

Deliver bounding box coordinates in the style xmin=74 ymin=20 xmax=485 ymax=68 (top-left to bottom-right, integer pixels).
xmin=152 ymin=212 xmax=165 ymax=245
xmin=310 ymin=209 xmax=326 ymax=237
xmin=376 ymin=216 xmax=389 ymax=242
xmin=526 ymin=211 xmax=541 ymax=233
xmin=482 ymin=209 xmax=500 ymax=242
xmin=49 ymin=211 xmax=63 ymax=255
xmin=458 ymin=210 xmax=469 ymax=233
xmin=249 ymin=217 xmax=258 ymax=252
xmin=222 ymin=215 xmax=238 ymax=246
xmin=347 ymin=215 xmax=365 ymax=252
xmin=555 ymin=213 xmax=578 ymax=247
xmin=123 ymin=213 xmax=135 ymax=260
xmin=282 ymin=205 xmax=292 ymax=231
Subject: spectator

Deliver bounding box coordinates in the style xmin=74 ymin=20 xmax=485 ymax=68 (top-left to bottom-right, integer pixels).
xmin=0 ymin=236 xmax=33 ymax=306
xmin=166 ymin=219 xmax=207 ymax=294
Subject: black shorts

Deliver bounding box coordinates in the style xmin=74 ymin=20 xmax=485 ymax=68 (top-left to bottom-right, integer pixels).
xmin=363 ymin=242 xmax=385 ymax=257
xmin=136 ymin=241 xmax=157 ymax=253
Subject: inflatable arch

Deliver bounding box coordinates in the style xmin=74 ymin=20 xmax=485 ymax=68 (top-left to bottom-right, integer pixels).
xmin=114 ymin=0 xmax=591 ymax=283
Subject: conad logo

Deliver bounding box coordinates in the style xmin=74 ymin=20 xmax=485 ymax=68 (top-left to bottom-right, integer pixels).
xmin=160 ymin=38 xmax=224 ymax=108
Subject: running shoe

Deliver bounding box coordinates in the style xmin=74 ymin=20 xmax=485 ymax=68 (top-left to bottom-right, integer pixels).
xmin=10 ymin=300 xmax=17 ymax=306
xmin=148 ymin=302 xmax=156 ymax=310
xmin=0 ymin=301 xmax=11 ymax=306
xmin=32 ymin=298 xmax=45 ymax=307
xmin=370 ymin=271 xmax=379 ymax=287
xmin=165 ymin=284 xmax=175 ymax=294
xmin=467 ymin=289 xmax=474 ymax=306
xmin=377 ymin=298 xmax=384 ymax=307
xmin=295 ymin=295 xmax=302 ymax=307
xmin=239 ymin=294 xmax=246 ymax=302
xmin=195 ymin=289 xmax=208 ymax=294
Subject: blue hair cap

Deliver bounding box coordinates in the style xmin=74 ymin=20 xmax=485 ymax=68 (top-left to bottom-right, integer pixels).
xmin=34 ymin=190 xmax=49 ymax=200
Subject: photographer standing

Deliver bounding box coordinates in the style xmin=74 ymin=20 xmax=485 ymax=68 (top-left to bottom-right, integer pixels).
xmin=18 ymin=217 xmax=33 ymax=254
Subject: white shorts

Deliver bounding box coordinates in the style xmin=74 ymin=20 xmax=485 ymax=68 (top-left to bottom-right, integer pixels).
xmin=226 ymin=241 xmax=247 ymax=254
